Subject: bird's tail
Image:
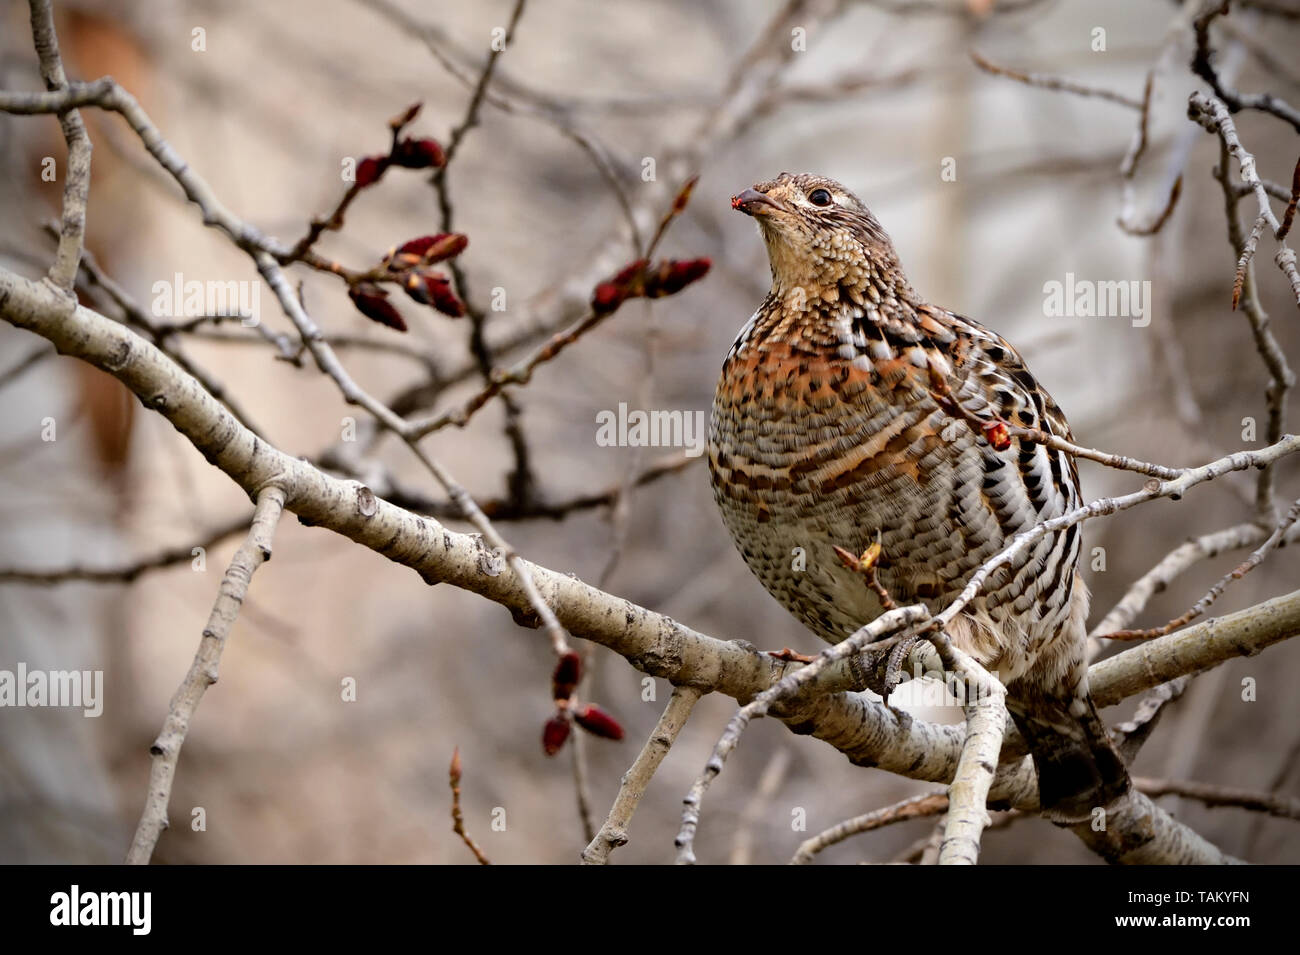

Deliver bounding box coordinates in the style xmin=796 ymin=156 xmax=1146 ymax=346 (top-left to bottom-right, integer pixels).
xmin=1006 ymin=681 xmax=1130 ymax=823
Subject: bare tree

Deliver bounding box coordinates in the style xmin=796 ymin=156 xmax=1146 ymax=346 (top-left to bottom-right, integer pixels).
xmin=1 ymin=0 xmax=1297 ymax=865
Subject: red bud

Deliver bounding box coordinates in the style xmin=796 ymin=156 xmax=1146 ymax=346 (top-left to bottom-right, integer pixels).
xmin=672 ymin=175 xmax=700 ymax=214
xmin=389 ymin=233 xmax=468 ymax=264
xmin=591 ymin=282 xmax=627 ymax=315
xmin=553 ymin=651 xmax=582 ymax=687
xmin=389 ymin=102 xmax=422 ymax=131
xmin=426 ymin=276 xmax=464 ymax=317
xmin=573 ymin=703 xmax=624 ymax=741
xmin=355 ymin=156 xmax=388 ymax=189
xmin=401 ymin=272 xmax=436 ymax=305
xmin=348 ymin=282 xmax=406 ymax=331
xmin=591 ymin=259 xmax=648 ymax=315
xmin=542 ymin=715 xmax=571 ymax=756
xmin=396 ymin=272 xmax=463 ymax=317
xmin=983 ymin=420 xmax=1011 ymax=452
xmin=393 ymin=235 xmax=441 ymax=258
xmin=832 ymin=544 xmax=860 ymax=572
xmin=654 ymin=257 xmax=711 ymax=296
xmin=611 ymin=259 xmax=648 ymax=287
xmin=590 ymin=257 xmax=708 ymax=313
xmin=552 ymin=651 xmax=582 ymax=701
xmin=422 ymin=232 xmax=468 ymax=264
xmin=392 ymin=137 xmax=445 ymax=169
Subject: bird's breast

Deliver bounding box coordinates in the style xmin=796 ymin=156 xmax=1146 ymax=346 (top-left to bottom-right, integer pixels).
xmin=707 ymin=315 xmax=1077 ymax=652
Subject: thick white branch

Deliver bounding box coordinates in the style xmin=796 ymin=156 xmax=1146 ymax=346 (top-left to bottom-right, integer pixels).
xmin=936 ymin=645 xmax=1006 ymax=865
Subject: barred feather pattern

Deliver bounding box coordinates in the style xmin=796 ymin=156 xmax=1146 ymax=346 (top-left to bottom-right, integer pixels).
xmin=710 ymin=173 xmax=1129 ymax=818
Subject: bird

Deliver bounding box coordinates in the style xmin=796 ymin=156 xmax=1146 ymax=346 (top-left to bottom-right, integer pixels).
xmin=708 ymin=172 xmax=1129 ymax=821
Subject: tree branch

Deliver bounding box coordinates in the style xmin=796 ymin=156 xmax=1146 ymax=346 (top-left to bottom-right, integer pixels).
xmin=1135 ymin=776 xmax=1300 ymax=821
xmin=582 ymin=685 xmax=702 ymax=865
xmin=0 ymin=512 xmax=253 ymax=585
xmin=2 ymin=268 xmax=1288 ymax=864
xmin=791 ymin=792 xmax=948 ymax=865
xmin=125 ymin=485 xmax=286 ymax=864
xmin=25 ymin=0 xmax=91 ymax=293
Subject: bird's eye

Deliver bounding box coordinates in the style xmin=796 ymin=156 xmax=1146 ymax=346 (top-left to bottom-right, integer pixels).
xmin=808 ymin=188 xmax=833 ymax=206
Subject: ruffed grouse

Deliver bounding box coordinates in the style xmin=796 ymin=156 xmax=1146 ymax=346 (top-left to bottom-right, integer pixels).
xmin=709 ymin=172 xmax=1129 ymax=820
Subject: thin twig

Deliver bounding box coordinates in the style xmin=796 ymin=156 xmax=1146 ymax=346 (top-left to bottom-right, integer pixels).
xmin=0 ymin=342 xmax=54 ymax=392
xmin=449 ymin=747 xmax=490 ymax=865
xmin=928 ymin=371 xmax=1185 ymax=480
xmin=126 ymin=485 xmax=286 ymax=864
xmin=917 ymin=816 xmax=947 ymax=865
xmin=0 ymin=512 xmax=253 ymax=584
xmin=1134 ymin=776 xmax=1300 ymax=820
xmin=1120 ymin=71 xmax=1156 ymax=181
xmin=428 ymin=0 xmax=530 ymax=489
xmin=375 ymin=451 xmax=699 ymax=522
xmin=406 ymin=178 xmax=702 ymax=439
xmin=890 ymin=810 xmax=1025 ymax=864
xmin=280 ymin=101 xmax=429 ymax=265
xmin=582 ymin=685 xmax=702 ymax=865
xmin=1278 ymin=154 xmax=1300 ymax=241
xmin=1191 ymin=90 xmax=1300 ymax=297
xmin=1119 ymin=174 xmax=1183 ymax=237
xmin=674 ymin=606 xmax=929 ymax=864
xmin=1202 ymin=119 xmax=1296 ymax=518
xmin=1108 ymin=497 xmax=1300 ymax=640
xmin=936 ymin=435 xmax=1300 ymax=632
xmin=1005 ymin=425 xmax=1185 ymax=480
xmin=970 ymin=50 xmax=1143 ymax=110
xmin=1119 ymin=1 xmax=1219 ymax=242
xmin=790 ymin=792 xmax=948 ymax=865
xmin=1193 ymin=1 xmax=1300 ymax=133
xmin=569 ymin=702 xmax=597 ymax=845
xmin=355 ymin=0 xmax=643 ymax=250
xmin=1090 ymin=521 xmax=1300 ymax=639
xmin=26 ymin=0 xmax=91 ymax=293
xmin=1113 ymin=677 xmax=1190 ymax=763
xmin=253 ymin=250 xmax=574 ymax=659
xmin=367 ymin=0 xmax=841 ymax=429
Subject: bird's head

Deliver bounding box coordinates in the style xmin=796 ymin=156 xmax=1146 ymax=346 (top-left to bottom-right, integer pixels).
xmin=731 ymin=172 xmax=899 ymax=296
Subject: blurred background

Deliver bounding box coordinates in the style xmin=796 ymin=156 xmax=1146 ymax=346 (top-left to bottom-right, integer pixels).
xmin=1 ymin=0 xmax=1298 ymax=864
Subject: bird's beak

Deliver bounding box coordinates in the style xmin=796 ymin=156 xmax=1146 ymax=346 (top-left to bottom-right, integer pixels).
xmin=731 ymin=188 xmax=779 ymax=217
